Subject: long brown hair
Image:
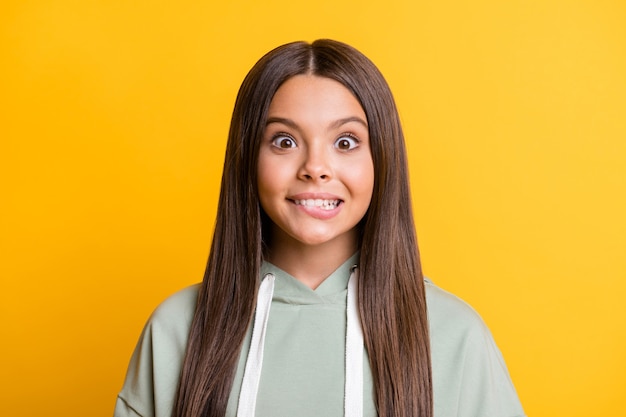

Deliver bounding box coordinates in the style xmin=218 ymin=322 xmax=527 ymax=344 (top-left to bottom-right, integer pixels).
xmin=174 ymin=39 xmax=432 ymax=417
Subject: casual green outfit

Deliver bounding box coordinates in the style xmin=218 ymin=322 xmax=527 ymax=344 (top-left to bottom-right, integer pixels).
xmin=115 ymin=254 xmax=525 ymax=417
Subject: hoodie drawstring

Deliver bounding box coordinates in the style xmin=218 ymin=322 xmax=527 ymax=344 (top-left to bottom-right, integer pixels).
xmin=237 ymin=273 xmax=275 ymax=417
xmin=345 ymin=267 xmax=364 ymax=417
xmin=237 ymin=269 xmax=364 ymax=417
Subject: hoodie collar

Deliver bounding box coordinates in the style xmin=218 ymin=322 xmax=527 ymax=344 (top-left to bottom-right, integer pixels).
xmin=260 ymin=252 xmax=360 ymax=305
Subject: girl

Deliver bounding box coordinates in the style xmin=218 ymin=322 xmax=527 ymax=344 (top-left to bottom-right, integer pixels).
xmin=115 ymin=39 xmax=525 ymax=417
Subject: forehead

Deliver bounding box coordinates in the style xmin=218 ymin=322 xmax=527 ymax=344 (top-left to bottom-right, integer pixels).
xmin=267 ymin=75 xmax=366 ymax=122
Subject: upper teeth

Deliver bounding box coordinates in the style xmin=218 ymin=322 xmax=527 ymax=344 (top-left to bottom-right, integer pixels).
xmin=295 ymin=199 xmax=340 ymax=210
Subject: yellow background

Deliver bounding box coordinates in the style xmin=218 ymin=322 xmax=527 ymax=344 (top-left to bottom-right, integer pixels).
xmin=1 ymin=0 xmax=625 ymax=416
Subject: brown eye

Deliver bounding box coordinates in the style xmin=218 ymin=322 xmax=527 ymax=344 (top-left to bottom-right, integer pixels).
xmin=271 ymin=135 xmax=297 ymax=149
xmin=335 ymin=135 xmax=359 ymax=150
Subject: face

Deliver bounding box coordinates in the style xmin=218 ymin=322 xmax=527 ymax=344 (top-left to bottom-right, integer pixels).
xmin=257 ymin=75 xmax=375 ymax=253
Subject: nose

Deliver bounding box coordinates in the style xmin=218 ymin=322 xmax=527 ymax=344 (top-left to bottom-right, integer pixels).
xmin=298 ymin=144 xmax=331 ymax=181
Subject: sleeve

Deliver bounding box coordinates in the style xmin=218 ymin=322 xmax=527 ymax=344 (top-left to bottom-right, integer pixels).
xmin=453 ymin=318 xmax=526 ymax=417
xmin=426 ymin=281 xmax=526 ymax=417
xmin=113 ymin=285 xmax=198 ymax=417
xmin=114 ymin=322 xmax=158 ymax=417
xmin=115 ymin=393 xmax=145 ymax=417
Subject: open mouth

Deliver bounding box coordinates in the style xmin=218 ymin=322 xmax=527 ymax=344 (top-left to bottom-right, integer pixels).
xmin=292 ymin=198 xmax=342 ymax=211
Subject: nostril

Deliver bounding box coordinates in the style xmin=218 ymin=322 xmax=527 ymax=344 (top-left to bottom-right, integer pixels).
xmin=300 ymin=172 xmax=329 ymax=181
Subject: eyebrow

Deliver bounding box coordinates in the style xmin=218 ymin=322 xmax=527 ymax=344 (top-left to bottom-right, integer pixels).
xmin=265 ymin=116 xmax=368 ymax=130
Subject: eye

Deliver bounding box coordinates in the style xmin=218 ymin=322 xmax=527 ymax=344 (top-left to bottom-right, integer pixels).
xmin=271 ymin=134 xmax=297 ymax=149
xmin=334 ymin=134 xmax=359 ymax=151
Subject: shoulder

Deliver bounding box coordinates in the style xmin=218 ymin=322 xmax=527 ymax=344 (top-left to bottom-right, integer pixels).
xmin=130 ymin=283 xmax=201 ymax=361
xmin=116 ymin=284 xmax=201 ymax=417
xmin=424 ymin=279 xmax=526 ymax=417
xmin=150 ymin=284 xmax=199 ymax=325
xmin=424 ymin=277 xmax=502 ymax=365
xmin=144 ymin=284 xmax=200 ymax=347
xmin=424 ymin=278 xmax=488 ymax=339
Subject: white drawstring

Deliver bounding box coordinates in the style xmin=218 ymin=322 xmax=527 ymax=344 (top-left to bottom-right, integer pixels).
xmin=237 ymin=273 xmax=275 ymax=417
xmin=237 ymin=269 xmax=364 ymax=417
xmin=345 ymin=267 xmax=364 ymax=417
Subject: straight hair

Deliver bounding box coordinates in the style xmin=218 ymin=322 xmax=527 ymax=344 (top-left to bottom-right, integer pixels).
xmin=174 ymin=39 xmax=432 ymax=417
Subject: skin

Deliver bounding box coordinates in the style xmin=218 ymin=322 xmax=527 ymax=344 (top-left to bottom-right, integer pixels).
xmin=257 ymin=74 xmax=375 ymax=289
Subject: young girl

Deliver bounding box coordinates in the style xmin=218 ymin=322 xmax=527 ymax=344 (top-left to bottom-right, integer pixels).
xmin=115 ymin=39 xmax=525 ymax=417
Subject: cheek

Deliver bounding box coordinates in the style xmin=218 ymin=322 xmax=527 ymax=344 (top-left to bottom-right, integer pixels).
xmin=346 ymin=157 xmax=375 ymax=203
xmin=257 ymin=153 xmax=290 ymax=205
xmin=257 ymin=155 xmax=274 ymax=207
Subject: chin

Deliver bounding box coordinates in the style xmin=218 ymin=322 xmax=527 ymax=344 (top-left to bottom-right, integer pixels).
xmin=293 ymin=231 xmax=354 ymax=248
xmin=296 ymin=236 xmax=337 ymax=247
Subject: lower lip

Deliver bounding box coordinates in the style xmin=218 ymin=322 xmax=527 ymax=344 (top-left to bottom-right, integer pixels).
xmin=291 ymin=200 xmax=342 ymax=220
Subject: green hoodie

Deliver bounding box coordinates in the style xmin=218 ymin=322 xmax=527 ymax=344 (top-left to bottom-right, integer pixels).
xmin=115 ymin=253 xmax=525 ymax=417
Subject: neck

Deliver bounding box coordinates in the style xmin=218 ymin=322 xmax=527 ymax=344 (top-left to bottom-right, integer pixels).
xmin=265 ymin=230 xmax=359 ymax=289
